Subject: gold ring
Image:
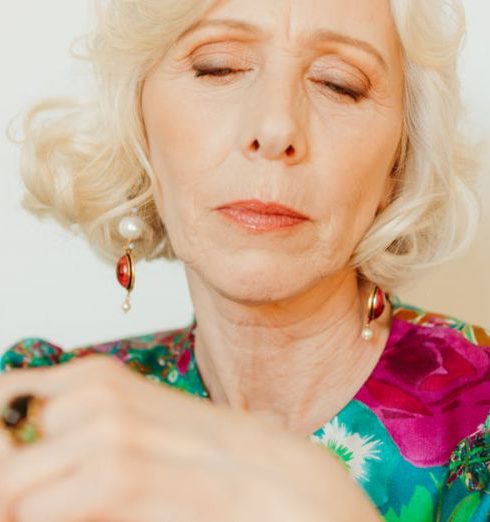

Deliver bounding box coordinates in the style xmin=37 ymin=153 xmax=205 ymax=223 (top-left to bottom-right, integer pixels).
xmin=0 ymin=394 xmax=47 ymax=446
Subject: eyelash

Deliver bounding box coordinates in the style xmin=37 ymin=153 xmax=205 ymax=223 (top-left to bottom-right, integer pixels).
xmin=192 ymin=67 xmax=364 ymax=102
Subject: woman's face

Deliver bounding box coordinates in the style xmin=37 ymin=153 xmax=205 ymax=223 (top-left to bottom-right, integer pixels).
xmin=142 ymin=0 xmax=404 ymax=302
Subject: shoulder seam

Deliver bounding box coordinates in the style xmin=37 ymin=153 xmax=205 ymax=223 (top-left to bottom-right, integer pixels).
xmin=390 ymin=296 xmax=490 ymax=347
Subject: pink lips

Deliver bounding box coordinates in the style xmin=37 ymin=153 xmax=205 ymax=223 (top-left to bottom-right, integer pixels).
xmin=215 ymin=199 xmax=309 ymax=232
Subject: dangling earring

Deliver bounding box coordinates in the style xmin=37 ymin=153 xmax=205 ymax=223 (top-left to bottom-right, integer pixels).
xmin=116 ymin=207 xmax=144 ymax=313
xmin=361 ymin=286 xmax=386 ymax=341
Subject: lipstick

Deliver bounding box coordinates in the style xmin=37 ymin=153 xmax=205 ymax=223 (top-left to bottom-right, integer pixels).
xmin=215 ymin=199 xmax=309 ymax=232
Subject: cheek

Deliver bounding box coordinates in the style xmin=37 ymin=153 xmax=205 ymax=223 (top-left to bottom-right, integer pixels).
xmin=142 ymin=76 xmax=238 ymax=181
xmin=142 ymin=75 xmax=249 ymax=261
xmin=310 ymin=110 xmax=401 ymax=244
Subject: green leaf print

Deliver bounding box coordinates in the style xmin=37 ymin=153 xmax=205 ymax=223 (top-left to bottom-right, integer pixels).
xmin=447 ymin=493 xmax=481 ymax=522
xmin=384 ymin=486 xmax=434 ymax=522
xmin=326 ymin=439 xmax=355 ymax=470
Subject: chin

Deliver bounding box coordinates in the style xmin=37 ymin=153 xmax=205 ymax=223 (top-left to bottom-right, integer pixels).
xmin=194 ymin=252 xmax=329 ymax=305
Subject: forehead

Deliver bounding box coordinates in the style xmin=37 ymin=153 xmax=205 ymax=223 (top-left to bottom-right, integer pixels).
xmin=186 ymin=0 xmax=401 ymax=69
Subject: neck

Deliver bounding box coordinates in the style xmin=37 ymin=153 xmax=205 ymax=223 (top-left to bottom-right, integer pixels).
xmin=185 ymin=267 xmax=392 ymax=437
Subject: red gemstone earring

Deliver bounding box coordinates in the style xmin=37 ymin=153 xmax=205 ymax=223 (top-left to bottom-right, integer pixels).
xmin=361 ymin=286 xmax=386 ymax=341
xmin=116 ymin=208 xmax=144 ymax=313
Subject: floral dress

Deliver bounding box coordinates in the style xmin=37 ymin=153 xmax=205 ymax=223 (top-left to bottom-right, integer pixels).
xmin=1 ymin=295 xmax=490 ymax=521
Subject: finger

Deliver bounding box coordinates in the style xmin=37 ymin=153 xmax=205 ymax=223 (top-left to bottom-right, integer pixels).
xmin=0 ymin=356 xmax=132 ymax=447
xmin=13 ymin=448 xmax=218 ymax=522
xmin=0 ymin=412 xmax=207 ymax=520
xmin=0 ymin=354 xmax=199 ymax=426
xmin=0 ymin=354 xmax=123 ymax=402
xmin=0 ymin=353 xmax=210 ymax=471
xmin=40 ymin=373 xmax=208 ymax=442
xmin=40 ymin=380 xmax=144 ymax=437
xmin=12 ymin=449 xmax=130 ymax=522
xmin=0 ymin=416 xmax=117 ymax=519
xmin=0 ymin=356 xmax=119 ymax=459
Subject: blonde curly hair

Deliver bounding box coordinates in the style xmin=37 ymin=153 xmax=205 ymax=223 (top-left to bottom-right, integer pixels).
xmin=12 ymin=0 xmax=481 ymax=291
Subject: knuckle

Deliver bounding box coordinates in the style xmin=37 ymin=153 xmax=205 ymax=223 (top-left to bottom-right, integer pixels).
xmin=42 ymin=381 xmax=123 ymax=436
xmin=90 ymin=380 xmax=123 ymax=408
xmin=0 ymin=367 xmax=42 ymax=398
xmin=73 ymin=353 xmax=125 ymax=376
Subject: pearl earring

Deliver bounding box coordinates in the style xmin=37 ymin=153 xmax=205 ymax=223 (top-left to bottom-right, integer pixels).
xmin=116 ymin=208 xmax=144 ymax=313
xmin=361 ymin=286 xmax=386 ymax=341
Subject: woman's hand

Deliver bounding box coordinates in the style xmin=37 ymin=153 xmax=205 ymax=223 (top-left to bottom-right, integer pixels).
xmin=0 ymin=354 xmax=381 ymax=522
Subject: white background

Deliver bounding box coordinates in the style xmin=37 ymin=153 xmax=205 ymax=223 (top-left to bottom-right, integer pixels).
xmin=1 ymin=1 xmax=489 ymax=351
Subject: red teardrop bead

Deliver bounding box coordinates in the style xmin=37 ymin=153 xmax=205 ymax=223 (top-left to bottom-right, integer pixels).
xmin=368 ymin=287 xmax=386 ymax=321
xmin=116 ymin=254 xmax=133 ymax=290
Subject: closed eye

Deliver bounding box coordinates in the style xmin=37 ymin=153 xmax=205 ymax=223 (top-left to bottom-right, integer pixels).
xmin=193 ymin=66 xmax=246 ymax=78
xmin=314 ymin=80 xmax=363 ymax=102
xmin=192 ymin=67 xmax=364 ymax=102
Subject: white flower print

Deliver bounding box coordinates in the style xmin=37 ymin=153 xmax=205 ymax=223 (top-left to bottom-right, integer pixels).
xmin=308 ymin=418 xmax=382 ymax=482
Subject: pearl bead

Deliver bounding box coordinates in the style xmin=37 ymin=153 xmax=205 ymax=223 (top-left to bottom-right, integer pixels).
xmin=122 ymin=298 xmax=131 ymax=313
xmin=361 ymin=326 xmax=374 ymax=341
xmin=118 ymin=216 xmax=144 ymax=240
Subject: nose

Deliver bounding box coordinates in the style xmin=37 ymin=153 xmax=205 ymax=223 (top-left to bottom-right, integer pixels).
xmin=241 ymin=76 xmax=308 ymax=166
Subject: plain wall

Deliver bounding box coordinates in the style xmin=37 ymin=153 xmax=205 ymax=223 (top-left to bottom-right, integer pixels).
xmin=1 ymin=1 xmax=489 ymax=351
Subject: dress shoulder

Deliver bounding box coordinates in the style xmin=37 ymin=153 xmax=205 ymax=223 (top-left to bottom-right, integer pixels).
xmin=390 ymin=294 xmax=490 ymax=347
xmin=0 ymin=330 xmax=171 ymax=370
xmin=364 ymin=296 xmax=490 ymax=464
xmin=345 ymin=297 xmax=490 ymax=520
xmin=0 ymin=321 xmax=206 ymax=398
xmin=0 ymin=337 xmax=65 ymax=371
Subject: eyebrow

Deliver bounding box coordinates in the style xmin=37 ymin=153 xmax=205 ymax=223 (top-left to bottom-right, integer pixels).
xmin=178 ymin=18 xmax=388 ymax=71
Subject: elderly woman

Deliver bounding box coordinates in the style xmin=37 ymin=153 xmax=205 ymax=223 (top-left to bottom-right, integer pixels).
xmin=1 ymin=0 xmax=489 ymax=520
